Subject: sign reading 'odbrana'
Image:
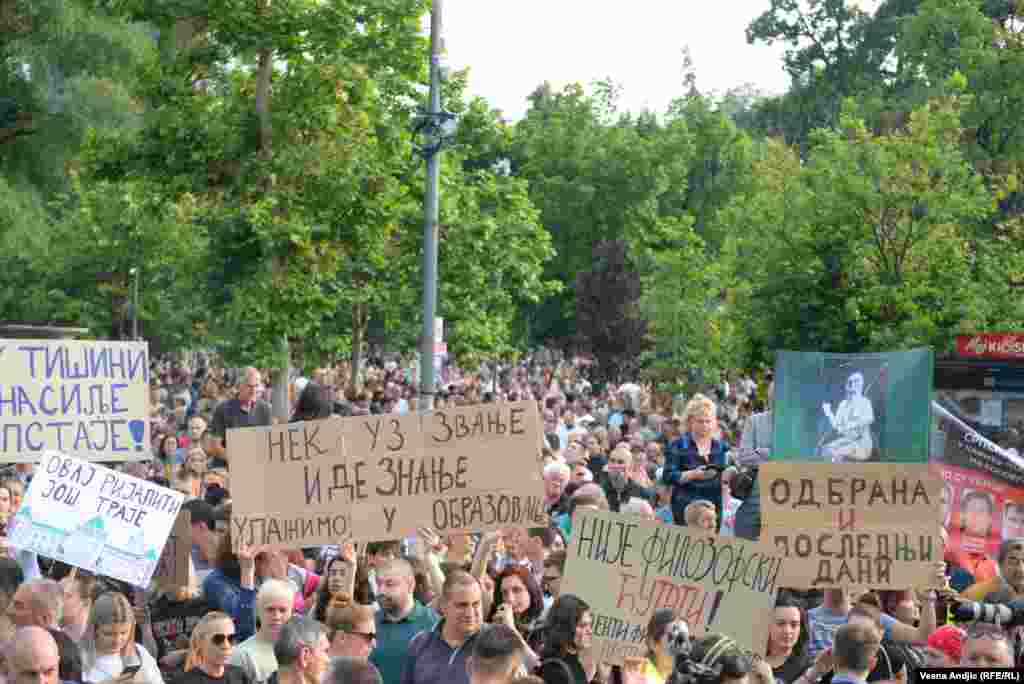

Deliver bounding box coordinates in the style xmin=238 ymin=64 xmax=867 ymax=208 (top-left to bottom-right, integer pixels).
xmin=0 ymin=340 xmax=151 ymax=462
xmin=561 ymin=510 xmax=787 ymax=664
xmin=759 ymin=463 xmax=943 ymax=589
xmin=229 ymin=401 xmax=546 ymax=548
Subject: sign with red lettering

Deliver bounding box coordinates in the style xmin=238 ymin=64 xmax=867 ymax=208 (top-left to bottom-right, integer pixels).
xmin=956 ymin=333 xmax=1024 ymax=360
xmin=561 ymin=511 xmax=785 ymax=664
xmin=759 ymin=463 xmax=942 ymax=589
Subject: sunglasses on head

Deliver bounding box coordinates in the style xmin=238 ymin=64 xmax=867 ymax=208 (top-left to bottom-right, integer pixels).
xmin=211 ymin=633 xmax=238 ymax=646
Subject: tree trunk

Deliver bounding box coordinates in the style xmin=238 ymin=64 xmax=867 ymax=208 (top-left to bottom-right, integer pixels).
xmin=272 ymin=335 xmax=290 ymax=422
xmin=350 ymin=302 xmax=367 ymax=391
xmin=255 ymin=46 xmax=273 ymax=159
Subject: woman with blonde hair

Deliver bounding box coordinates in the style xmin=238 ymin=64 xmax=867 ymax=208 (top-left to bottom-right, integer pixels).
xmin=683 ymin=500 xmax=718 ymax=531
xmin=661 ymin=394 xmax=733 ymax=530
xmin=179 ymin=611 xmax=253 ymax=684
xmin=81 ymin=592 xmax=163 ymax=684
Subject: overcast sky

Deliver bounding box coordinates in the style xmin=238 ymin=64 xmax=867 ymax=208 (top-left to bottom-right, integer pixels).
xmin=440 ymin=0 xmax=882 ymax=121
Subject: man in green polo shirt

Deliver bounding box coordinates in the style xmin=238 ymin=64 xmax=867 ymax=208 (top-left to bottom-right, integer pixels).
xmin=370 ymin=558 xmax=439 ymax=684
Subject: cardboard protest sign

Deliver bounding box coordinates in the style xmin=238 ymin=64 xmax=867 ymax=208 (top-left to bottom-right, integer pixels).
xmin=228 ymin=418 xmax=350 ymax=549
xmin=346 ymin=401 xmax=547 ymax=540
xmin=759 ymin=463 xmax=942 ymax=589
xmin=561 ymin=510 xmax=785 ymax=664
xmin=153 ymin=510 xmax=191 ymax=592
xmin=0 ymin=340 xmax=151 ymax=462
xmin=772 ymin=349 xmax=932 ymax=463
xmin=7 ymin=452 xmax=184 ymax=587
xmin=229 ymin=402 xmax=546 ymax=547
xmin=931 ymin=403 xmax=1024 ymax=579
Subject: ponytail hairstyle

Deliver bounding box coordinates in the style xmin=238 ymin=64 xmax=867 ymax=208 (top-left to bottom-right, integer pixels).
xmin=185 ymin=611 xmax=232 ymax=672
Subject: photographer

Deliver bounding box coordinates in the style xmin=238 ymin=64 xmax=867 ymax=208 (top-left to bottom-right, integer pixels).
xmin=687 ymin=633 xmax=774 ymax=684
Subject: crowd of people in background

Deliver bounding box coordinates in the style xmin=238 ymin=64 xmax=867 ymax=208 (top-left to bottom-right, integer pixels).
xmin=0 ymin=351 xmax=1013 ymax=684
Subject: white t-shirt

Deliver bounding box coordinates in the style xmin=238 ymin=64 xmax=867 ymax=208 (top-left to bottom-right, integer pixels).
xmin=85 ymin=645 xmax=163 ymax=684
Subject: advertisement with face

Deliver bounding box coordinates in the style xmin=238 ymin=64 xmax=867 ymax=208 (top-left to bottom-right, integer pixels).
xmin=932 ymin=403 xmax=1024 ymax=589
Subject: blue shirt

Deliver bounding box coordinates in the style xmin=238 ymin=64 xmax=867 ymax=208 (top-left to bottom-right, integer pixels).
xmin=371 ymin=601 xmax=439 ymax=684
xmin=662 ymin=433 xmax=730 ymax=524
xmin=807 ymin=607 xmax=895 ymax=660
xmin=401 ymin=621 xmax=478 ymax=684
xmin=656 ymin=505 xmax=674 ymax=524
xmin=202 ymin=569 xmax=257 ymax=641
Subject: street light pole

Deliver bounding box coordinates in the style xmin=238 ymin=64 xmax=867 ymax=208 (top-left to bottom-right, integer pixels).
xmin=130 ymin=267 xmax=140 ymax=340
xmin=420 ymin=0 xmax=443 ymax=414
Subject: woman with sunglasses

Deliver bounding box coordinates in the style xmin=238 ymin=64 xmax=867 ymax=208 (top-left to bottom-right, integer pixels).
xmin=179 ymin=611 xmax=253 ymax=684
xmin=81 ymin=592 xmax=164 ymax=684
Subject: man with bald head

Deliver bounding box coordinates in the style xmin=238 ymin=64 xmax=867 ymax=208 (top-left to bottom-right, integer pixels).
xmin=6 ymin=627 xmax=59 ymax=684
xmin=369 ymin=559 xmax=438 ymax=684
xmin=206 ymin=366 xmax=272 ymax=466
xmin=7 ymin=580 xmax=62 ymax=630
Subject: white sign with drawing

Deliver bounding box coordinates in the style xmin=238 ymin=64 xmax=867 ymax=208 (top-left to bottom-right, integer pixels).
xmin=7 ymin=451 xmax=185 ymax=587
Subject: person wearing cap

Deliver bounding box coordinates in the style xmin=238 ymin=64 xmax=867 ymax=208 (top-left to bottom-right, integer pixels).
xmin=924 ymin=625 xmax=965 ymax=668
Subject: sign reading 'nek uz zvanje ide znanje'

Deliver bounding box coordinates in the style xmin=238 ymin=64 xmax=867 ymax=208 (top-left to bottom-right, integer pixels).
xmin=0 ymin=340 xmax=151 ymax=462
xmin=229 ymin=401 xmax=547 ymax=548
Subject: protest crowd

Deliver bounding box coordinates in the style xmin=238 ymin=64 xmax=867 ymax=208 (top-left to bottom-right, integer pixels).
xmin=0 ymin=350 xmax=1014 ymax=684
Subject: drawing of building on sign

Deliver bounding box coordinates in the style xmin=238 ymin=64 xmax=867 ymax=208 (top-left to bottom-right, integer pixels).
xmin=62 ymin=517 xmax=107 ymax=568
xmin=7 ymin=507 xmax=66 ymax=558
xmin=96 ymin=529 xmax=160 ymax=585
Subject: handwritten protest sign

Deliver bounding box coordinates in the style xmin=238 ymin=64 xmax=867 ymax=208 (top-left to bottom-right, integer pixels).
xmin=8 ymin=452 xmax=184 ymax=587
xmin=0 ymin=340 xmax=150 ymax=463
xmin=561 ymin=510 xmax=785 ymax=664
xmin=229 ymin=418 xmax=350 ymax=549
xmin=228 ymin=402 xmax=546 ymax=548
xmin=153 ymin=510 xmax=191 ymax=592
xmin=347 ymin=402 xmax=546 ymax=540
xmin=759 ymin=463 xmax=942 ymax=589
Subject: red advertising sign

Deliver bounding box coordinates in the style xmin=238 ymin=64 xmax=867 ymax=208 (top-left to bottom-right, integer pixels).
xmin=956 ymin=333 xmax=1024 ymax=360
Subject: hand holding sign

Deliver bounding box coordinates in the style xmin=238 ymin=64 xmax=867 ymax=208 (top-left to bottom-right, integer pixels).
xmin=417 ymin=527 xmax=446 ymax=557
xmin=237 ymin=543 xmax=259 ymax=588
xmin=339 ymin=541 xmax=358 ymax=565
